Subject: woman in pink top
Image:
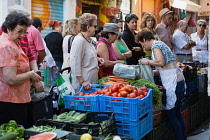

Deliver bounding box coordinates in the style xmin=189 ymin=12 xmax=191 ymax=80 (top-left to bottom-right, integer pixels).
xmin=0 ymin=12 xmax=42 ymax=127
xmin=97 ymin=23 xmax=125 ymax=77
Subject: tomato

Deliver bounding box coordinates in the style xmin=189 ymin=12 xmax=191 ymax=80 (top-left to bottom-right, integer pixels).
xmin=133 ymin=89 xmax=138 ymax=96
xmin=105 ymin=92 xmax=112 ymax=96
xmin=97 ymin=90 xmax=104 ymax=95
xmin=118 ymin=93 xmax=122 ymax=97
xmin=138 ymin=94 xmax=144 ymax=99
xmin=120 ymin=91 xmax=128 ymax=97
xmin=127 ymin=86 xmax=133 ymax=93
xmin=115 ymin=83 xmax=123 ymax=89
xmin=140 ymin=86 xmax=148 ymax=92
xmin=127 ymin=94 xmax=131 ymax=98
xmin=112 ymin=92 xmax=118 ymax=97
xmin=84 ymin=93 xmax=90 ymax=96
xmin=111 ymin=86 xmax=118 ymax=93
xmin=129 ymin=93 xmax=136 ymax=98
xmin=144 ymin=92 xmax=148 ymax=97
xmin=78 ymin=92 xmax=84 ymax=96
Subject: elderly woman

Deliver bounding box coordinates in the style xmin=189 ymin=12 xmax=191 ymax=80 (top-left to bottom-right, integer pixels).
xmin=112 ymin=19 xmax=132 ymax=63
xmin=97 ymin=23 xmax=125 ymax=77
xmin=191 ymin=20 xmax=208 ymax=63
xmin=0 ymin=12 xmax=42 ymax=127
xmin=122 ymin=14 xmax=145 ymax=65
xmin=62 ymin=18 xmax=80 ymax=69
xmin=136 ymin=30 xmax=187 ymax=140
xmin=70 ymin=13 xmax=104 ymax=92
xmin=44 ymin=20 xmax=63 ymax=86
xmin=140 ymin=13 xmax=158 ymax=59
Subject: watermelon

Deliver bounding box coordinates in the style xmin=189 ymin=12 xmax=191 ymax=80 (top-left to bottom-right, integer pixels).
xmin=29 ymin=132 xmax=57 ymax=140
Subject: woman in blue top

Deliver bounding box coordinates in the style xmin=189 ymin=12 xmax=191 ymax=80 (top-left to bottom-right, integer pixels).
xmin=136 ymin=30 xmax=187 ymax=140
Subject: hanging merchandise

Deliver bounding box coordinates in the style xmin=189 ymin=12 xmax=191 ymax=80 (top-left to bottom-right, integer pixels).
xmin=180 ymin=10 xmax=186 ymax=20
xmin=188 ymin=14 xmax=196 ymax=27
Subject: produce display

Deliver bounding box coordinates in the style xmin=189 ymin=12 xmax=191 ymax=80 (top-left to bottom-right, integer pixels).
xmin=51 ymin=110 xmax=86 ymax=123
xmin=0 ymin=120 xmax=24 ymax=140
xmin=26 ymin=125 xmax=60 ymax=133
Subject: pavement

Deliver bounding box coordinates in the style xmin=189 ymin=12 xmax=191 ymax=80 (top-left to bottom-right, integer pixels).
xmin=187 ymin=119 xmax=210 ymax=140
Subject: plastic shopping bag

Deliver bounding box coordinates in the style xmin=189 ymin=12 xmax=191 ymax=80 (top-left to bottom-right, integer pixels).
xmin=139 ymin=64 xmax=154 ymax=82
xmin=113 ymin=63 xmax=139 ymax=79
xmin=55 ymin=67 xmax=75 ymax=107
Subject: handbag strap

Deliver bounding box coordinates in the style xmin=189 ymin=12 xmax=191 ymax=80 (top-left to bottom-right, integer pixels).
xmin=60 ymin=67 xmax=71 ymax=74
xmin=68 ymin=35 xmax=75 ymax=53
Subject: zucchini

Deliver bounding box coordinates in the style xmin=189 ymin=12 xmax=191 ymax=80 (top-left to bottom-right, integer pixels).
xmin=75 ymin=113 xmax=86 ymax=122
xmin=72 ymin=112 xmax=80 ymax=119
xmin=57 ymin=112 xmax=68 ymax=119
xmin=0 ymin=132 xmax=17 ymax=140
xmin=68 ymin=110 xmax=76 ymax=116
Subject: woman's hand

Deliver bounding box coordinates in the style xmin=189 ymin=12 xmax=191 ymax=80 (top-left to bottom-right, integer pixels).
xmin=139 ymin=58 xmax=150 ymax=65
xmin=30 ymin=71 xmax=42 ymax=82
xmin=82 ymin=81 xmax=92 ymax=90
xmin=53 ymin=66 xmax=59 ymax=73
xmin=32 ymin=81 xmax=44 ymax=92
xmin=98 ymin=57 xmax=104 ymax=66
xmin=132 ymin=47 xmax=141 ymax=52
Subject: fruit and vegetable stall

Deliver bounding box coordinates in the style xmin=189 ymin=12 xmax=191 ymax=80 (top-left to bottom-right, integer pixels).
xmin=0 ymin=63 xmax=209 ymax=140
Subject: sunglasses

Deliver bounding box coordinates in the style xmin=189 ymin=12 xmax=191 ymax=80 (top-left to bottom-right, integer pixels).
xmin=127 ymin=13 xmax=135 ymax=18
xmin=198 ymin=24 xmax=206 ymax=27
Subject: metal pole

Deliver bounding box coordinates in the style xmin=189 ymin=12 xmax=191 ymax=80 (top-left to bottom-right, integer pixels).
xmin=208 ymin=12 xmax=210 ymax=96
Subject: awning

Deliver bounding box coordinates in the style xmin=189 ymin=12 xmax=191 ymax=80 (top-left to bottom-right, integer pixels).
xmin=169 ymin=0 xmax=201 ymax=12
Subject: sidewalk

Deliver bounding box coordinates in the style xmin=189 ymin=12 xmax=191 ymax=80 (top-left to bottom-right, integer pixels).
xmin=187 ymin=119 xmax=210 ymax=140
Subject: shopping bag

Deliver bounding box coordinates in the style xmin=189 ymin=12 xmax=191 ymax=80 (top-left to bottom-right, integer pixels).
xmin=139 ymin=64 xmax=154 ymax=82
xmin=113 ymin=63 xmax=139 ymax=79
xmin=55 ymin=67 xmax=75 ymax=107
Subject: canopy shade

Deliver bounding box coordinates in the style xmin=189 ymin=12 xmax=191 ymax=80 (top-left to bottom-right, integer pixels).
xmin=169 ymin=0 xmax=201 ymax=12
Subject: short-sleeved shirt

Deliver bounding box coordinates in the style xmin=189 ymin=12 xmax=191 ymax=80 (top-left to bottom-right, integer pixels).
xmin=27 ymin=25 xmax=45 ymax=61
xmin=0 ymin=33 xmax=31 ymax=103
xmin=151 ymin=41 xmax=176 ymax=64
xmin=155 ymin=22 xmax=173 ymax=50
xmin=173 ymin=29 xmax=192 ymax=54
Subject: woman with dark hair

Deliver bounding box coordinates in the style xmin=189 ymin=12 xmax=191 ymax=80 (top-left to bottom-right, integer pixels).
xmin=44 ymin=20 xmax=63 ymax=86
xmin=122 ymin=14 xmax=145 ymax=65
xmin=136 ymin=30 xmax=187 ymax=140
xmin=112 ymin=19 xmax=132 ymax=63
xmin=0 ymin=12 xmax=42 ymax=127
xmin=70 ymin=13 xmax=104 ymax=92
xmin=96 ymin=23 xmax=125 ymax=77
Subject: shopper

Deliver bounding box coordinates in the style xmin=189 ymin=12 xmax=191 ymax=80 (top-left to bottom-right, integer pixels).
xmin=62 ymin=18 xmax=80 ymax=69
xmin=95 ymin=26 xmax=103 ymax=41
xmin=173 ymin=20 xmax=196 ymax=63
xmin=155 ymin=8 xmax=174 ymax=50
xmin=140 ymin=13 xmax=158 ymax=59
xmin=136 ymin=30 xmax=187 ymax=140
xmin=190 ymin=20 xmax=208 ymax=63
xmin=112 ymin=19 xmax=132 ymax=63
xmin=70 ymin=13 xmax=104 ymax=92
xmin=44 ymin=20 xmax=63 ymax=86
xmin=122 ymin=13 xmax=145 ymax=65
xmin=96 ymin=23 xmax=125 ymax=77
xmin=0 ymin=12 xmax=42 ymax=127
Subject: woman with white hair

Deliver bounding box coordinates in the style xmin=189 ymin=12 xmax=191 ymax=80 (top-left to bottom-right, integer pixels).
xmin=191 ymin=20 xmax=208 ymax=64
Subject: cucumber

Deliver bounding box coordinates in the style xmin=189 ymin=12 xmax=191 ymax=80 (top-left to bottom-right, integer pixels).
xmin=75 ymin=113 xmax=86 ymax=122
xmin=68 ymin=110 xmax=76 ymax=116
xmin=0 ymin=132 xmax=17 ymax=140
xmin=57 ymin=112 xmax=68 ymax=119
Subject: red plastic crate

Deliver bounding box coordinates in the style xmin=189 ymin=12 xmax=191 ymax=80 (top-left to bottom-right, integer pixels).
xmin=99 ymin=89 xmax=152 ymax=121
xmin=181 ymin=108 xmax=189 ymax=134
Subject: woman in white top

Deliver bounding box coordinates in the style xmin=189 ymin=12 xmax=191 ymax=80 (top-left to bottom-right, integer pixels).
xmin=70 ymin=13 xmax=104 ymax=92
xmin=62 ymin=18 xmax=80 ymax=69
xmin=191 ymin=20 xmax=208 ymax=63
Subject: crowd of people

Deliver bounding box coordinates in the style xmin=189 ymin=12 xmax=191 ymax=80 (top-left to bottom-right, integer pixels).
xmin=0 ymin=4 xmax=208 ymax=140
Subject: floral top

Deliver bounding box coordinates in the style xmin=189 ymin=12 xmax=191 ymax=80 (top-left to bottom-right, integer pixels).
xmin=151 ymin=40 xmax=176 ymax=64
xmin=0 ymin=33 xmax=31 ymax=103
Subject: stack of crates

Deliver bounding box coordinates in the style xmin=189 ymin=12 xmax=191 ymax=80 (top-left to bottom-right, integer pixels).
xmin=99 ymin=89 xmax=153 ymax=140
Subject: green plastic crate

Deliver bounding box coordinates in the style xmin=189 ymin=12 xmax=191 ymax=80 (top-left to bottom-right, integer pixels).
xmin=189 ymin=102 xmax=201 ymax=131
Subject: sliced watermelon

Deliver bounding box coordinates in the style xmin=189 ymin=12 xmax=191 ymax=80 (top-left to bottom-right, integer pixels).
xmin=29 ymin=132 xmax=57 ymax=140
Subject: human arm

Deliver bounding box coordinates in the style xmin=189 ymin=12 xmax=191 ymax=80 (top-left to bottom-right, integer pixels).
xmin=2 ymin=66 xmax=41 ymax=86
xmin=112 ymin=41 xmax=126 ymax=60
xmin=121 ymin=39 xmax=132 ymax=58
xmin=140 ymin=48 xmax=165 ymax=66
xmin=37 ymin=49 xmax=46 ymax=65
xmin=97 ymin=43 xmax=125 ymax=68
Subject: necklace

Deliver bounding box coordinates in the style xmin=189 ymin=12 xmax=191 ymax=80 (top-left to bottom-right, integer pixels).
xmin=80 ymin=32 xmax=91 ymax=43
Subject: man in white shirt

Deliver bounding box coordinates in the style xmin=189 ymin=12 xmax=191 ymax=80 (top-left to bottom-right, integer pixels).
xmin=173 ymin=20 xmax=196 ymax=63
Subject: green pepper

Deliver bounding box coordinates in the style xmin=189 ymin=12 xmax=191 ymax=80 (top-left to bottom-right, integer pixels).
xmin=0 ymin=124 xmax=8 ymax=130
xmin=16 ymin=127 xmax=24 ymax=137
xmin=8 ymin=120 xmax=17 ymax=128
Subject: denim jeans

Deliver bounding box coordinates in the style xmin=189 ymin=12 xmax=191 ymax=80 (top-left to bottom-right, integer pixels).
xmin=166 ymin=80 xmax=187 ymax=140
xmin=50 ymin=61 xmax=63 ymax=86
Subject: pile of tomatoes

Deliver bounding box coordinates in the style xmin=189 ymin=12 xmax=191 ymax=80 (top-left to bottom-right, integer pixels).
xmin=77 ymin=83 xmax=148 ymax=99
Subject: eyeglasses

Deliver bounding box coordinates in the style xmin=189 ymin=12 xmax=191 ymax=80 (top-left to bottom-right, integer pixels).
xmin=15 ymin=28 xmax=26 ymax=35
xmin=185 ymin=26 xmax=188 ymax=29
xmin=93 ymin=25 xmax=97 ymax=28
xmin=198 ymin=24 xmax=206 ymax=28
